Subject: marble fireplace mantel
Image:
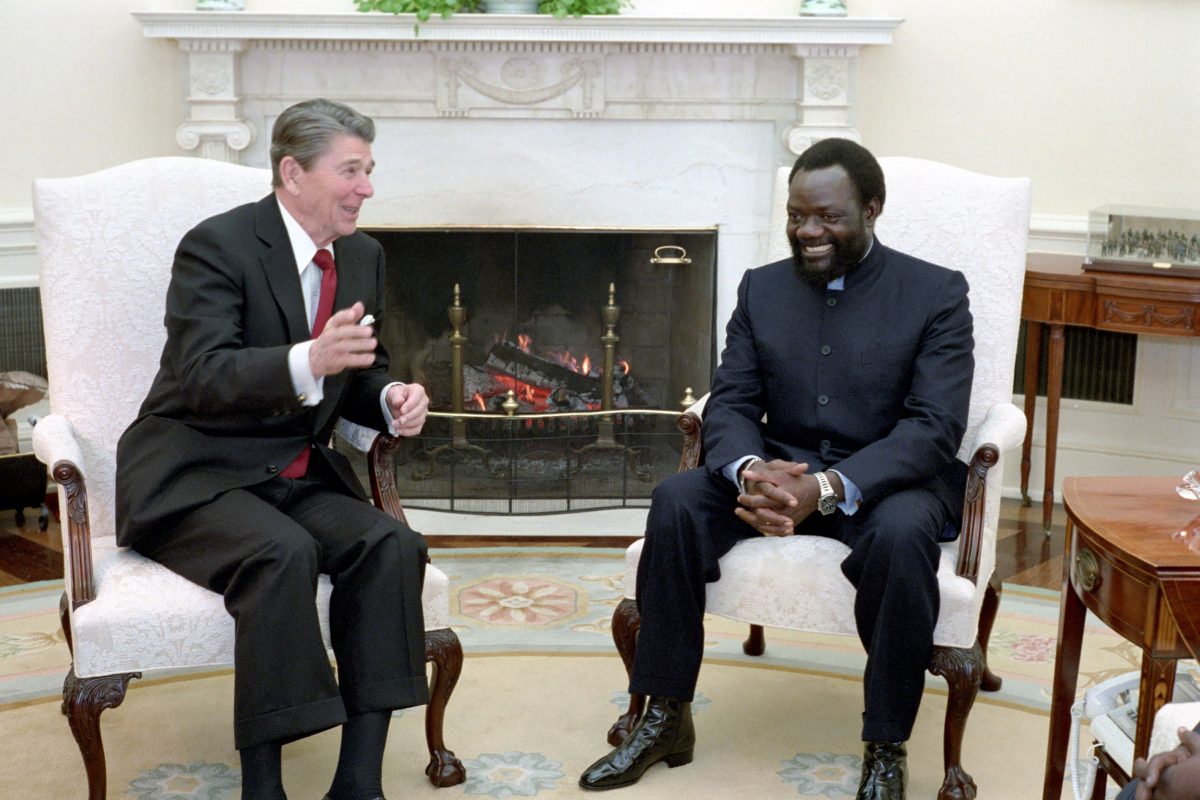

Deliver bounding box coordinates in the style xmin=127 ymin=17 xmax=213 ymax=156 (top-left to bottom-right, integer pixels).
xmin=135 ymin=11 xmax=902 ymax=163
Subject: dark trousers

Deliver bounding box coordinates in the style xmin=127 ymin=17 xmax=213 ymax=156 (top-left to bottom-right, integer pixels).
xmin=135 ymin=462 xmax=430 ymax=749
xmin=629 ymin=467 xmax=948 ymax=743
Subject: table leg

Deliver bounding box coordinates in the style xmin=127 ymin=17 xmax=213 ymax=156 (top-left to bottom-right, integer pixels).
xmin=1136 ymin=656 xmax=1178 ymax=762
xmin=1043 ymin=323 xmax=1066 ymax=535
xmin=1043 ymin=518 xmax=1086 ymax=800
xmin=1021 ymin=320 xmax=1043 ymax=507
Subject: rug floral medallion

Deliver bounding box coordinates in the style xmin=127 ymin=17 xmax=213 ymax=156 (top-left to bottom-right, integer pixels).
xmin=2 ymin=547 xmax=1194 ymax=799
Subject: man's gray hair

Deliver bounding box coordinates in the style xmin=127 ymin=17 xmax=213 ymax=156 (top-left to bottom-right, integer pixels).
xmin=270 ymin=98 xmax=376 ymax=187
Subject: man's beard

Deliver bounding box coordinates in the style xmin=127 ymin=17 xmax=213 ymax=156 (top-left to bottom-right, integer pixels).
xmin=789 ymin=235 xmax=865 ymax=288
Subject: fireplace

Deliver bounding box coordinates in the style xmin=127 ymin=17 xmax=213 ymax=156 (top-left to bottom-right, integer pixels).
xmin=356 ymin=226 xmax=717 ymax=512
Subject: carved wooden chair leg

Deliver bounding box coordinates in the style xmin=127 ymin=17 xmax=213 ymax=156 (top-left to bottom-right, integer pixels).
xmin=423 ymin=628 xmax=466 ymax=788
xmin=929 ymin=642 xmax=983 ymax=800
xmin=743 ymin=624 xmax=765 ymax=656
xmin=608 ymin=598 xmax=645 ymax=746
xmin=979 ymin=574 xmax=1003 ymax=692
xmin=62 ymin=667 xmax=140 ymax=800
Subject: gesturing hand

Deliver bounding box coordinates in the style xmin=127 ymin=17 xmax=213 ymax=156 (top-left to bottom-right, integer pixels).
xmin=386 ymin=382 xmax=429 ymax=438
xmin=734 ymin=460 xmax=811 ymax=536
xmin=309 ymin=301 xmax=377 ymax=378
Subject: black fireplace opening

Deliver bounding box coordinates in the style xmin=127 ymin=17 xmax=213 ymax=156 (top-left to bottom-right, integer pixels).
xmin=343 ymin=227 xmax=719 ymax=514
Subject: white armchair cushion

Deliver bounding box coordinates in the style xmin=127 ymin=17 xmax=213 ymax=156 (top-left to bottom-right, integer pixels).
xmin=622 ymin=536 xmax=978 ymax=648
xmin=72 ymin=538 xmax=451 ymax=679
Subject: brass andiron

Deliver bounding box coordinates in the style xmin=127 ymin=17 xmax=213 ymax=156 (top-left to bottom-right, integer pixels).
xmin=598 ymin=282 xmax=620 ymax=447
xmin=574 ymin=283 xmax=651 ymax=480
xmin=413 ymin=284 xmax=494 ymax=480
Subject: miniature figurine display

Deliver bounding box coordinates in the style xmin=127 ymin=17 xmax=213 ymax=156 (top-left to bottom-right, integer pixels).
xmin=1100 ymin=227 xmax=1200 ymax=266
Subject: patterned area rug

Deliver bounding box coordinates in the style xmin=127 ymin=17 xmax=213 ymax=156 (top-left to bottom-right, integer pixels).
xmin=0 ymin=547 xmax=1184 ymax=799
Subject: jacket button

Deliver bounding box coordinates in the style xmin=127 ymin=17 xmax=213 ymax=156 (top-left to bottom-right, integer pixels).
xmin=820 ymin=345 xmax=831 ymax=356
xmin=820 ymin=439 xmax=831 ymax=450
xmin=266 ymin=465 xmax=278 ymax=474
xmin=826 ymin=297 xmax=837 ymax=307
xmin=818 ymin=395 xmax=829 ymax=406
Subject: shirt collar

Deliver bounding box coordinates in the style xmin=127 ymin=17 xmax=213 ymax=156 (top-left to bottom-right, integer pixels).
xmin=276 ymin=196 xmax=334 ymax=276
xmin=826 ymin=236 xmax=875 ymax=291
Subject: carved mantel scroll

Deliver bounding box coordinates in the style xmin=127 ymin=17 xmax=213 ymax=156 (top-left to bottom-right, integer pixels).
xmin=134 ymin=11 xmax=902 ymax=163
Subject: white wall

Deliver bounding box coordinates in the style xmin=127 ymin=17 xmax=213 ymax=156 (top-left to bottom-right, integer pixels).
xmin=2 ymin=0 xmax=1198 ymax=497
xmin=854 ymin=0 xmax=1200 ymax=215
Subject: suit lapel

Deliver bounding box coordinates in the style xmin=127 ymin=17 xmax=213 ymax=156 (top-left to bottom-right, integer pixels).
xmin=254 ymin=196 xmax=311 ymax=344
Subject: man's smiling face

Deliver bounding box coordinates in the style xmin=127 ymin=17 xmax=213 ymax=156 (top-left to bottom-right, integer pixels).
xmin=785 ymin=164 xmax=879 ymax=287
xmin=283 ymin=134 xmax=375 ymax=247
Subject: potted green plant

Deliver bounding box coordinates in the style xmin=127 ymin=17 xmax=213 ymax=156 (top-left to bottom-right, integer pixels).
xmin=355 ymin=0 xmax=482 ymax=22
xmin=538 ymin=0 xmax=629 ymax=16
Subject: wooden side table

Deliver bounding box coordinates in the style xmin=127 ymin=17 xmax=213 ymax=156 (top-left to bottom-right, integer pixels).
xmin=1042 ymin=476 xmax=1200 ymax=800
xmin=1021 ymin=255 xmax=1200 ymax=533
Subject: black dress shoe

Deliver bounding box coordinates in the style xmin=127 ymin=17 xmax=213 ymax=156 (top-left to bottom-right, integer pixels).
xmin=856 ymin=741 xmax=907 ymax=800
xmin=579 ymin=697 xmax=695 ymax=790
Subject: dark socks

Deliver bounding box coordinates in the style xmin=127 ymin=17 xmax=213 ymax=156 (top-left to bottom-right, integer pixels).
xmin=239 ymin=740 xmax=286 ymax=800
xmin=326 ymin=710 xmax=392 ymax=800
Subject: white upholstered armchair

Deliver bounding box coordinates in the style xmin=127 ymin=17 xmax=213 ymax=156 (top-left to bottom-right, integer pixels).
xmin=606 ymin=157 xmax=1032 ymax=800
xmin=32 ymin=157 xmax=465 ymax=799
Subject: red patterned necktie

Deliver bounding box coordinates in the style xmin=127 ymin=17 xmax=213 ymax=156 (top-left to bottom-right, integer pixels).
xmin=280 ymin=249 xmax=337 ymax=479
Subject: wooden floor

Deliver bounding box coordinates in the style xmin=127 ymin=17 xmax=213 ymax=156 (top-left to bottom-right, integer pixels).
xmin=0 ymin=495 xmax=1069 ymax=590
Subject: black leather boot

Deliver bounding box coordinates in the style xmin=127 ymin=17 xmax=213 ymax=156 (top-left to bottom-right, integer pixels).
xmin=578 ymin=697 xmax=695 ymax=790
xmin=856 ymin=741 xmax=907 ymax=800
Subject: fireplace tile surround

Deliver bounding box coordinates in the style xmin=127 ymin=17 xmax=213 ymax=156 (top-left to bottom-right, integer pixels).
xmin=136 ymin=10 xmax=901 ymax=534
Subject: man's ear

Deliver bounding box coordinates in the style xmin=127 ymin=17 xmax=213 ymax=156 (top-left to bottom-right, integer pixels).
xmin=863 ymin=197 xmax=882 ymax=229
xmin=279 ymin=156 xmax=303 ymax=196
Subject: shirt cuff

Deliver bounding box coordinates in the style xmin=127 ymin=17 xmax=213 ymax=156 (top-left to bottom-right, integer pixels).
xmin=288 ymin=342 xmax=324 ymax=407
xmin=723 ymin=455 xmax=763 ymax=493
xmin=829 ymin=468 xmax=862 ymax=516
xmin=379 ymin=381 xmax=404 ymax=435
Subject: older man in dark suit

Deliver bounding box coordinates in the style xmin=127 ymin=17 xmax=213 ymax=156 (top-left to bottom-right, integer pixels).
xmin=116 ymin=99 xmax=429 ymax=800
xmin=578 ymin=139 xmax=975 ymax=800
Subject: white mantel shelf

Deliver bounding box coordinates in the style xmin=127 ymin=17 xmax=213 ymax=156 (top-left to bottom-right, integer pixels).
xmin=134 ymin=11 xmax=902 ymax=46
xmin=139 ymin=9 xmax=900 ymax=177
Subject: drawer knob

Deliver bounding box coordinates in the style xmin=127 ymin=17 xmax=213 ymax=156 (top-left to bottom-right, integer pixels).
xmin=1075 ymin=548 xmax=1101 ymax=592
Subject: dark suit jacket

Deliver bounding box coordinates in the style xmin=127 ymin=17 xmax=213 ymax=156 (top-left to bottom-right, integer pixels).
xmin=115 ymin=194 xmax=393 ymax=548
xmin=702 ymin=241 xmax=974 ymax=517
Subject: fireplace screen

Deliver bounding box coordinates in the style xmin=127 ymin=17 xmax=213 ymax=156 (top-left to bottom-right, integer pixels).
xmin=340 ymin=227 xmax=717 ymax=513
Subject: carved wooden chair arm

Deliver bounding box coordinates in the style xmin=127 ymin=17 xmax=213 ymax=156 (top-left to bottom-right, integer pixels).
xmin=954 ymin=401 xmax=1027 ymax=582
xmin=677 ymin=411 xmax=703 ymax=472
xmin=955 ymin=443 xmax=999 ymax=583
xmin=367 ymin=431 xmax=409 ymax=527
xmin=30 ymin=413 xmax=97 ymax=610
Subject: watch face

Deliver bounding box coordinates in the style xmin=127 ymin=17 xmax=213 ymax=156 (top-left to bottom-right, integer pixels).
xmin=818 ymin=494 xmax=838 ymax=515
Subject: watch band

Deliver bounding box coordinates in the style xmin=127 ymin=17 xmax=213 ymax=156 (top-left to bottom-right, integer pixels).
xmin=814 ymin=471 xmax=837 ymax=515
xmin=737 ymin=457 xmax=763 ymax=494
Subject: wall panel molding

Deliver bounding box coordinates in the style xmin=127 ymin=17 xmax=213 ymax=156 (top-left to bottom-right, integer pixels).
xmin=0 ymin=208 xmax=37 ymax=288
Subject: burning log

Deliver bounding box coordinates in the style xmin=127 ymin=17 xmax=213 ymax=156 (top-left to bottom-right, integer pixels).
xmin=485 ymin=341 xmax=598 ymax=397
xmin=480 ymin=340 xmax=638 ymax=412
